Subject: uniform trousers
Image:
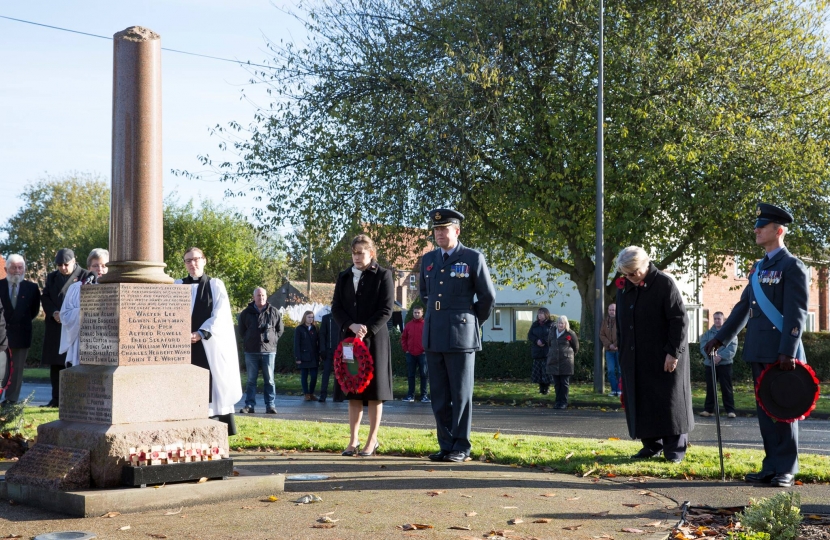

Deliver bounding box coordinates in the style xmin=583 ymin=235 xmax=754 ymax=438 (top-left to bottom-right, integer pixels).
xmin=426 ymin=351 xmax=475 ymax=455
xmin=752 ymin=362 xmax=799 ymax=474
xmin=2 ymin=348 xmax=28 ymax=402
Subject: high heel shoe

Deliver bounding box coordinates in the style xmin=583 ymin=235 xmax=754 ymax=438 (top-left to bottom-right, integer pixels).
xmin=359 ymin=442 xmax=380 ymax=457
xmin=341 ymin=442 xmax=360 ymax=457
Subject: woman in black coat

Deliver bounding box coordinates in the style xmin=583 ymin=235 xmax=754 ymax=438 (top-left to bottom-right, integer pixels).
xmin=615 ymin=246 xmax=694 ymax=463
xmin=546 ymin=315 xmax=579 ymax=409
xmin=331 ymin=234 xmax=394 ymax=457
xmin=294 ymin=311 xmax=321 ymax=400
xmin=527 ymin=308 xmax=553 ymax=395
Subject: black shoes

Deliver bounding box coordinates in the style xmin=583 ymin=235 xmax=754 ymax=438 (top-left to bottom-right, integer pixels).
xmin=239 ymin=406 xmax=255 ymax=414
xmin=40 ymin=400 xmax=58 ymax=408
xmin=771 ymin=473 xmax=795 ymax=487
xmin=359 ymin=442 xmax=380 ymax=457
xmin=444 ymin=451 xmax=469 ymax=463
xmin=745 ymin=471 xmax=775 ymax=484
xmin=428 ymin=450 xmax=450 ymax=462
xmin=265 ymin=407 xmax=278 ymax=414
xmin=342 ymin=442 xmax=361 ymax=456
xmin=317 ymin=396 xmax=327 ymax=402
xmin=630 ymin=448 xmax=661 ymax=460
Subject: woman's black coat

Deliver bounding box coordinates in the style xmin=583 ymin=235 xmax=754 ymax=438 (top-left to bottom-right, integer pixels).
xmin=546 ymin=328 xmax=579 ymax=376
xmin=330 ymin=260 xmax=394 ymax=401
xmin=293 ymin=324 xmax=320 ymax=368
xmin=527 ymin=319 xmax=552 ymax=360
xmin=616 ymin=263 xmax=694 ymax=440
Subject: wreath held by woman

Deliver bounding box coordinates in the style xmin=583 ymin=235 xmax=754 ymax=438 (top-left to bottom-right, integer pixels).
xmin=333 ymin=337 xmax=375 ymax=394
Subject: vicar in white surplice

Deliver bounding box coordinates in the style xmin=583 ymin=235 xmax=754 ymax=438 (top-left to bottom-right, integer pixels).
xmin=175 ymin=247 xmax=242 ymax=436
xmin=59 ymin=248 xmax=109 ymax=368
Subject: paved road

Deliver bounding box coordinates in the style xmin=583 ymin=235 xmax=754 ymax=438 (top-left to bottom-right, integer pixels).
xmin=20 ymin=382 xmax=830 ymax=455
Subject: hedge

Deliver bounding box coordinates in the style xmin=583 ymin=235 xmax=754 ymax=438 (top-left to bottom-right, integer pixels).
xmin=24 ymin=316 xmax=830 ymax=383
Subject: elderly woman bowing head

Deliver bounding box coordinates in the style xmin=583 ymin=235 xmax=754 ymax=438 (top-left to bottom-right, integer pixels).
xmin=615 ymin=246 xmax=694 ymax=464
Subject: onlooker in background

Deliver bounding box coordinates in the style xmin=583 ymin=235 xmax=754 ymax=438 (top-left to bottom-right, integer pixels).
xmin=294 ymin=310 xmax=321 ymax=401
xmin=0 ymin=299 xmax=8 ymax=404
xmin=599 ymin=303 xmax=620 ymax=396
xmin=527 ymin=307 xmax=553 ymax=395
xmin=331 ymin=234 xmax=394 ymax=457
xmin=698 ymin=311 xmax=737 ymax=418
xmin=0 ymin=254 xmax=41 ymax=405
xmin=40 ymin=248 xmax=90 ymax=408
xmin=616 ymin=245 xmax=693 ymax=464
xmin=59 ymin=249 xmax=108 ymax=368
xmin=238 ymin=287 xmax=283 ymax=415
xmin=401 ymin=305 xmax=429 ymax=403
xmin=318 ymin=311 xmax=345 ymax=403
xmin=177 ymin=247 xmax=243 ymax=436
xmin=546 ymin=315 xmax=579 ymax=409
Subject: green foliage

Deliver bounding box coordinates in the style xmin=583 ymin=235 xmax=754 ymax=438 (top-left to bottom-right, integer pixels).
xmin=738 ymin=492 xmax=802 ymax=540
xmin=403 ymin=298 xmax=425 ymax=323
xmin=163 ymin=197 xmax=289 ymax=309
xmin=728 ymin=532 xmax=771 ymax=540
xmin=198 ymin=0 xmax=830 ymax=337
xmin=0 ymin=393 xmax=35 ymax=432
xmin=0 ymin=173 xmax=109 ymax=284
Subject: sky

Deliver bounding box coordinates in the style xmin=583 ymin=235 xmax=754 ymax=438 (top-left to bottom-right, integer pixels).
xmin=0 ymin=1 xmax=305 ymax=234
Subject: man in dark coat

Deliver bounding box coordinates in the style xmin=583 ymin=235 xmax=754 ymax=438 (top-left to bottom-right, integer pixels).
xmin=616 ymin=246 xmax=693 ymax=463
xmin=318 ymin=311 xmax=345 ymax=402
xmin=419 ymin=209 xmax=496 ymax=463
xmin=238 ymin=287 xmax=284 ymax=414
xmin=705 ymin=203 xmax=807 ymax=488
xmin=40 ymin=248 xmax=89 ymax=407
xmin=0 ymin=254 xmax=41 ymax=405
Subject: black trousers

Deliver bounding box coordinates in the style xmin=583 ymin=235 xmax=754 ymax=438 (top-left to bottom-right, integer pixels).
xmin=752 ymin=362 xmax=799 ymax=474
xmin=318 ymin=357 xmax=346 ymax=401
xmin=641 ymin=433 xmax=688 ymax=460
xmin=704 ymin=364 xmax=735 ymax=413
xmin=552 ymin=375 xmax=570 ymax=406
xmin=50 ymin=364 xmax=66 ymax=402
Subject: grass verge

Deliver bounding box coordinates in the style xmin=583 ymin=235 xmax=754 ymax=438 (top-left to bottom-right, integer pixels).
xmin=16 ymin=409 xmax=828 ymax=482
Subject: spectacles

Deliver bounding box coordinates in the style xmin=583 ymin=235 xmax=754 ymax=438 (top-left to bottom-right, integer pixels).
xmin=624 ymin=270 xmax=640 ymax=277
xmin=184 ymin=257 xmax=204 ymax=264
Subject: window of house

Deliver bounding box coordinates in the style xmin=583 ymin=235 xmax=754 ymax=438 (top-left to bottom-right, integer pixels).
xmin=493 ymin=309 xmax=502 ymax=328
xmin=515 ymin=310 xmax=534 ymax=342
xmin=807 ymin=312 xmax=816 ymax=332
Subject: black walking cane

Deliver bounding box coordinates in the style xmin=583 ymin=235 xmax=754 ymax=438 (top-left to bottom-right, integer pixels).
xmin=709 ymin=349 xmax=726 ymax=481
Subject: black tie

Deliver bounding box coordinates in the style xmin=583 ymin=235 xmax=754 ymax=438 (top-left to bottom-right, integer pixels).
xmin=442 ymin=252 xmax=449 ymax=263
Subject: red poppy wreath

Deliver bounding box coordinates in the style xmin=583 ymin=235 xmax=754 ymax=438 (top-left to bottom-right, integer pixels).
xmin=334 ymin=337 xmax=375 ymax=395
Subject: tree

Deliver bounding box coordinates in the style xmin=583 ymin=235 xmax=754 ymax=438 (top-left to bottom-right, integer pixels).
xmin=163 ymin=198 xmax=290 ymax=308
xmin=0 ymin=173 xmax=109 ymax=283
xmin=200 ymin=0 xmax=830 ymax=336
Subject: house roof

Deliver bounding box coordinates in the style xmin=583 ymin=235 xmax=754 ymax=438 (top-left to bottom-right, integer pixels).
xmin=275 ymin=280 xmax=337 ymax=305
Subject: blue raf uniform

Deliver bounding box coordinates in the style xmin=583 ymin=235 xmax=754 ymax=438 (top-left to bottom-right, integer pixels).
xmin=420 ymin=209 xmax=495 ymax=462
xmin=709 ymin=203 xmax=808 ymax=487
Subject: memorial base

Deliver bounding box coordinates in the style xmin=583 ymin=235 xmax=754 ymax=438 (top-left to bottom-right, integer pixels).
xmin=37 ymin=419 xmax=228 ymax=488
xmin=1 ymin=473 xmax=285 ymax=517
xmin=122 ymin=458 xmax=234 ymax=487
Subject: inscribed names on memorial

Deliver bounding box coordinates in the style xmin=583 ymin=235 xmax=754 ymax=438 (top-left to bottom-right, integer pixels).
xmin=80 ymin=283 xmax=191 ymax=366
xmin=5 ymin=443 xmax=91 ymax=490
xmin=60 ymin=368 xmax=114 ymax=423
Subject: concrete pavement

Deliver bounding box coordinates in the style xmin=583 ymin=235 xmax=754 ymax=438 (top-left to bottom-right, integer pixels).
xmin=1 ymin=451 xmax=829 ymax=539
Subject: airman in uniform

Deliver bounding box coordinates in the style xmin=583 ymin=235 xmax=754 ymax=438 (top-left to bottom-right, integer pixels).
xmin=419 ymin=209 xmax=496 ymax=463
xmin=705 ymin=203 xmax=808 ymax=488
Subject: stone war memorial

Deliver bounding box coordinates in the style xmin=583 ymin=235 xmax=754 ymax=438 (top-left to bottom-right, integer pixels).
xmin=1 ymin=26 xmax=283 ymax=517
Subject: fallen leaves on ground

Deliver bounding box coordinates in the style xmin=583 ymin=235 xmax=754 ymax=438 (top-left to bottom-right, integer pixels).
xmin=118 ymin=525 xmax=131 ymax=531
xmin=101 ymin=511 xmax=122 ymax=518
xmin=621 ymin=528 xmax=644 ymax=533
xmin=147 ymin=534 xmax=168 ymax=538
xmin=465 ymin=511 xmax=478 ymax=517
xmin=460 ymin=494 xmax=473 ymax=498
xmin=493 ymin=430 xmax=501 ymax=439
xmin=563 ymin=524 xmax=583 ymax=530
xmin=2 ymin=535 xmax=23 ymax=539
xmin=398 ymin=523 xmax=434 ymax=530
xmin=311 ymin=523 xmax=336 ymax=529
xmin=508 ymin=518 xmax=524 ymax=524
xmin=196 ymin=477 xmax=208 ymax=484
xmin=566 ymin=496 xmax=581 ymax=501
xmin=449 ymin=525 xmax=472 ymax=530
xmin=540 ymin=493 xmax=556 ymax=497
xmin=318 ymin=516 xmax=339 ymax=523
xmin=427 ymin=490 xmax=445 ymax=496
xmin=163 ymin=507 xmax=183 ymax=515
xmin=565 ymin=452 xmax=574 ymax=460
xmin=294 ymin=494 xmax=322 ymax=504
xmin=532 ymin=518 xmax=552 ymax=523
xmin=591 ymin=510 xmax=610 ymax=517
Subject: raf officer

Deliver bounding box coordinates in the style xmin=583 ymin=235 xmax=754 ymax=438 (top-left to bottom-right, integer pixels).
xmin=705 ymin=203 xmax=808 ymax=488
xmin=420 ymin=209 xmax=495 ymax=463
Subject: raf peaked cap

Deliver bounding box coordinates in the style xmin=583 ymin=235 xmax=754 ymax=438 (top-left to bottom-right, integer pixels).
xmin=54 ymin=248 xmax=76 ymax=265
xmin=429 ymin=208 xmax=464 ymax=228
xmin=755 ymin=203 xmax=794 ymax=229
